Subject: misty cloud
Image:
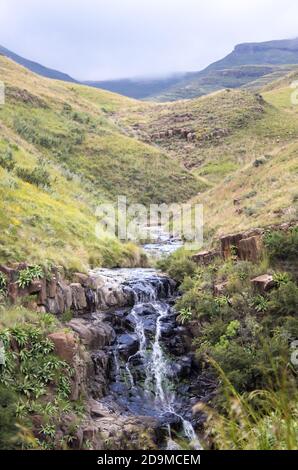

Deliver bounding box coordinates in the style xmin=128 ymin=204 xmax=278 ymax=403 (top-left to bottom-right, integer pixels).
xmin=0 ymin=0 xmax=298 ymax=79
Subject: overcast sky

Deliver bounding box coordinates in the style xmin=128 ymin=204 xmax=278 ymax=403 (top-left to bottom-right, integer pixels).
xmin=0 ymin=0 xmax=298 ymax=80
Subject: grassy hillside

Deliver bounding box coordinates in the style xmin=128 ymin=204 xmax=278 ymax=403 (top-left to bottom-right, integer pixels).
xmin=0 ymin=56 xmax=202 ymax=269
xmin=185 ymin=77 xmax=298 ymax=241
xmin=0 ymin=44 xmax=77 ymax=82
xmin=116 ymin=76 xmax=298 ymax=240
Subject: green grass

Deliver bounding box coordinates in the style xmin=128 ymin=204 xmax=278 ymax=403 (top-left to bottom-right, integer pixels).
xmin=0 ymin=56 xmax=202 ymax=269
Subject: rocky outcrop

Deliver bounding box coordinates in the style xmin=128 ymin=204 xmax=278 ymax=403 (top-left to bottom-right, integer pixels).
xmin=1 ymin=264 xmax=132 ymax=316
xmin=220 ymin=228 xmax=264 ymax=261
xmin=251 ymin=274 xmax=276 ymax=293
xmin=192 ymin=250 xmax=220 ymax=265
xmin=238 ymin=235 xmax=263 ymax=262
xmin=47 ymin=329 xmax=88 ymax=401
xmin=151 ymin=128 xmax=196 ymax=142
xmin=48 ymin=331 xmax=78 ymax=364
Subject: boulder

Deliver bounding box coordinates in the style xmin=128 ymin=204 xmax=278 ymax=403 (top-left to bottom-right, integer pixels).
xmin=238 ymin=235 xmax=263 ymax=262
xmin=220 ymin=232 xmax=243 ymax=259
xmin=251 ymin=274 xmax=276 ymax=293
xmin=118 ymin=333 xmax=139 ymax=359
xmin=0 ymin=265 xmax=18 ymax=282
xmin=46 ymin=276 xmax=57 ymax=298
xmin=48 ymin=331 xmax=77 ymax=364
xmin=70 ymin=283 xmax=87 ymax=311
xmin=73 ymin=272 xmax=91 ymax=287
xmin=192 ymin=250 xmax=221 ymax=265
xmin=68 ymin=318 xmax=115 ymax=350
xmin=59 ymin=283 xmax=73 ymax=310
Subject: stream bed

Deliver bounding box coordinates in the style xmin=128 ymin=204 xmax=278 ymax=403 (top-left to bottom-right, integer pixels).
xmin=91 ymin=268 xmax=201 ymax=449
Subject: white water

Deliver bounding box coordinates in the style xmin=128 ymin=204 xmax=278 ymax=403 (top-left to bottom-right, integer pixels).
xmin=124 ymin=298 xmax=200 ymax=449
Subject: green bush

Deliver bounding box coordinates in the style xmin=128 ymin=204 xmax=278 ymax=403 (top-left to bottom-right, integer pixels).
xmin=17 ymin=265 xmax=44 ymax=289
xmin=269 ymin=281 xmax=298 ymax=315
xmin=0 ymin=148 xmax=15 ymax=172
xmin=16 ymin=165 xmax=51 ymax=189
xmin=157 ymin=249 xmax=196 ymax=283
xmin=264 ymin=228 xmax=298 ymax=261
xmin=0 ymin=385 xmax=20 ymax=449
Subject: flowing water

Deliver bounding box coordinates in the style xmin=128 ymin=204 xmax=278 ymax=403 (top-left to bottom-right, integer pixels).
xmin=101 ymin=268 xmax=201 ymax=449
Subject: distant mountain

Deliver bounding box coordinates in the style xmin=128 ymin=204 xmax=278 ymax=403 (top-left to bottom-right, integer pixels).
xmin=83 ymin=74 xmax=193 ymax=99
xmin=154 ymin=38 xmax=298 ymax=101
xmin=0 ymin=44 xmax=77 ymax=83
xmin=205 ymin=38 xmax=298 ymax=71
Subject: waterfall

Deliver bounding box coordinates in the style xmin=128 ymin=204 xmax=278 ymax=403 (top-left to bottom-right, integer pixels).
xmin=108 ymin=269 xmax=200 ymax=449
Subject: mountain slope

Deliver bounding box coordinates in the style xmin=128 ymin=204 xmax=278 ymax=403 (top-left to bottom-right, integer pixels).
xmin=154 ymin=38 xmax=298 ymax=101
xmin=117 ymin=72 xmax=298 ymax=238
xmin=0 ymin=56 xmax=202 ymax=269
xmin=0 ymin=44 xmax=77 ymax=83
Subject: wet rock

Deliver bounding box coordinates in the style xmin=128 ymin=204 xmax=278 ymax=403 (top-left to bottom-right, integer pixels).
xmin=142 ymin=316 xmax=157 ymax=336
xmin=68 ymin=318 xmax=115 ymax=350
xmin=159 ymin=412 xmax=182 ymax=431
xmin=168 ymin=356 xmax=192 ymax=378
xmin=118 ymin=333 xmax=139 ymax=358
xmin=133 ymin=303 xmax=158 ymax=316
xmin=90 ymin=351 xmax=110 ymax=398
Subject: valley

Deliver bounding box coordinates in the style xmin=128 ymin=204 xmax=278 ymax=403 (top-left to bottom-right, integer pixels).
xmin=0 ymin=36 xmax=297 ymax=452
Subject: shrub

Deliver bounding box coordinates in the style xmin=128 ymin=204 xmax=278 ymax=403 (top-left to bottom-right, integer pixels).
xmin=0 ymin=148 xmax=15 ymax=172
xmin=251 ymin=295 xmax=269 ymax=313
xmin=177 ymin=307 xmax=192 ymax=325
xmin=0 ymin=385 xmax=20 ymax=449
xmin=264 ymin=228 xmax=298 ymax=261
xmin=16 ymin=165 xmax=51 ymax=189
xmin=269 ymin=281 xmax=298 ymax=315
xmin=272 ymin=272 xmax=291 ymax=287
xmin=17 ymin=265 xmax=44 ymax=289
xmin=157 ymin=249 xmax=196 ymax=283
